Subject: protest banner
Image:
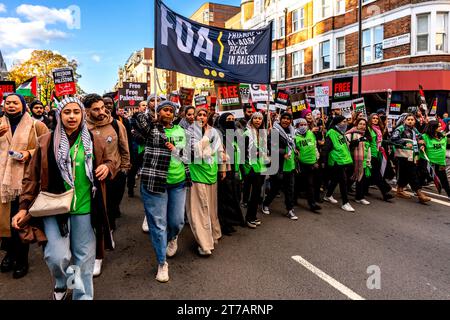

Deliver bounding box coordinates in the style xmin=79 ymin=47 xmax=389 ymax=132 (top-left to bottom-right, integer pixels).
xmin=352 ymin=97 xmax=367 ymax=118
xmin=239 ymin=84 xmax=251 ymax=104
xmin=194 ymin=95 xmax=208 ymax=109
xmin=290 ymin=92 xmax=307 ymax=122
xmin=250 ymin=84 xmax=274 ymax=103
xmin=179 ymin=87 xmax=195 ymax=106
xmin=53 ymin=67 xmax=77 ymax=97
xmin=332 ymin=77 xmax=353 ymax=102
xmin=0 ymin=81 xmax=16 ymax=105
xmin=275 ymin=89 xmax=289 ymax=111
xmin=314 ymin=86 xmax=330 ymax=108
xmin=155 ymin=0 xmax=271 ymax=84
xmin=118 ymin=82 xmax=147 ymax=108
xmin=215 ymin=82 xmax=242 ymax=118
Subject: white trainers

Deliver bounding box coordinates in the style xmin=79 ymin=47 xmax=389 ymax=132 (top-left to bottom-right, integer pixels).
xmin=286 ymin=210 xmax=298 ymax=220
xmin=323 ymin=196 xmax=338 ymax=204
xmin=198 ymin=247 xmax=212 ymax=256
xmin=93 ymin=259 xmax=103 ymax=277
xmin=142 ymin=216 xmax=149 ymax=233
xmin=166 ymin=237 xmax=178 ymax=258
xmin=155 ymin=262 xmax=169 ymax=283
xmin=261 ymin=206 xmax=270 ymax=215
xmin=356 ymin=199 xmax=371 ymax=205
xmin=341 ymin=203 xmax=356 ymax=212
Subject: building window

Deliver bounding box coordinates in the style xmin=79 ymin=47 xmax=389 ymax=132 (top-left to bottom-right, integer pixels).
xmin=292 ymin=8 xmax=304 ymax=33
xmin=374 ymin=26 xmax=384 ymax=60
xmin=321 ymin=0 xmax=331 ymax=19
xmin=436 ymin=12 xmax=448 ymax=52
xmin=271 ymin=57 xmax=275 ymax=80
xmin=417 ymin=14 xmax=430 ymax=53
xmin=362 ymin=26 xmax=384 ymax=63
xmin=292 ymin=50 xmax=304 ymax=77
xmin=336 ymin=0 xmax=345 ymax=15
xmin=279 ymin=16 xmax=285 ymax=38
xmin=336 ymin=37 xmax=345 ymax=68
xmin=279 ymin=56 xmax=285 ymax=79
xmin=320 ymin=40 xmax=330 ymax=71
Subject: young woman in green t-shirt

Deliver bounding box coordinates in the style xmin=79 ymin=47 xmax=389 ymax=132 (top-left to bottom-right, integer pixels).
xmin=422 ymin=120 xmax=450 ymax=199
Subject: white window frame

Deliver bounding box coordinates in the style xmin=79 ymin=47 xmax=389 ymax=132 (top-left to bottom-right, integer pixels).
xmin=271 ymin=57 xmax=276 ymax=81
xmin=362 ymin=25 xmax=384 ymax=64
xmin=321 ymin=0 xmax=332 ymax=20
xmin=270 ymin=20 xmax=276 ymax=40
xmin=319 ymin=40 xmax=331 ymax=71
xmin=292 ymin=50 xmax=304 ymax=78
xmin=279 ymin=15 xmax=285 ymax=38
xmin=412 ymin=9 xmax=450 ymax=55
xmin=292 ymin=9 xmax=299 ymax=33
xmin=436 ymin=12 xmax=448 ymax=52
xmin=336 ymin=37 xmax=345 ymax=68
xmin=416 ymin=13 xmax=430 ymax=53
xmin=335 ymin=0 xmax=345 ymax=16
xmin=279 ymin=56 xmax=285 ymax=80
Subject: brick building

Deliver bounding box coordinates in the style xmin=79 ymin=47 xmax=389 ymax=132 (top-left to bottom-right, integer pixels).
xmin=241 ymin=0 xmax=450 ymax=114
xmin=0 ymin=50 xmax=7 ymax=81
xmin=115 ymin=48 xmax=177 ymax=96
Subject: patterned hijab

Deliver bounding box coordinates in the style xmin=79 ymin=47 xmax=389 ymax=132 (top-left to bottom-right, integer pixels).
xmin=53 ymin=97 xmax=94 ymax=189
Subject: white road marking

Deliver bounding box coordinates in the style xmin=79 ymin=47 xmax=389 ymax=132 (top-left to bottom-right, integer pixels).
xmin=291 ymin=256 xmax=366 ymax=301
xmin=421 ymin=190 xmax=449 ymax=200
xmin=392 ymin=188 xmax=450 ymax=207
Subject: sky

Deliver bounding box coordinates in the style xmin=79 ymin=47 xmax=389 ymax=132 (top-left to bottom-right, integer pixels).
xmin=0 ymin=0 xmax=241 ymax=94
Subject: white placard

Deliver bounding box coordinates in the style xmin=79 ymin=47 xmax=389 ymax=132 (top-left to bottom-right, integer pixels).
xmin=314 ymin=86 xmax=330 ymax=108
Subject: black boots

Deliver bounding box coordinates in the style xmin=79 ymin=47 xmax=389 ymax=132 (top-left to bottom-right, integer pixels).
xmin=1 ymin=254 xmax=29 ymax=279
xmin=0 ymin=255 xmax=14 ymax=273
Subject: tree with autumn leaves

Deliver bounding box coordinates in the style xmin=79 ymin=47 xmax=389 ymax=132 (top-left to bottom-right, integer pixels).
xmin=8 ymin=50 xmax=84 ymax=106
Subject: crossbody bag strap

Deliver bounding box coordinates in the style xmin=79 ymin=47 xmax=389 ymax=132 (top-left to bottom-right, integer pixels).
xmin=70 ymin=140 xmax=81 ymax=210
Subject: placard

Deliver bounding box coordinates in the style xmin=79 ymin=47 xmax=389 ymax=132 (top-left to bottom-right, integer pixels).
xmin=332 ymin=77 xmax=353 ymax=102
xmin=314 ymin=86 xmax=330 ymax=108
xmin=352 ymin=97 xmax=366 ymax=118
xmin=215 ymin=82 xmax=242 ymax=118
xmin=290 ymin=92 xmax=307 ymax=120
xmin=53 ymin=67 xmax=77 ymax=97
xmin=179 ymin=87 xmax=194 ymax=106
xmin=194 ymin=95 xmax=208 ymax=109
xmin=118 ymin=82 xmax=148 ymax=108
xmin=250 ymin=84 xmax=274 ymax=103
xmin=0 ymin=81 xmax=16 ymax=105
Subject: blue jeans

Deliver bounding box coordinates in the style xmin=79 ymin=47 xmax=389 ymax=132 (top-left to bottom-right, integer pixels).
xmin=141 ymin=183 xmax=186 ymax=265
xmin=43 ymin=214 xmax=96 ymax=300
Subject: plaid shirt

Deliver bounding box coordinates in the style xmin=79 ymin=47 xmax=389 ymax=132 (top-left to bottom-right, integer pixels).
xmin=136 ymin=112 xmax=191 ymax=194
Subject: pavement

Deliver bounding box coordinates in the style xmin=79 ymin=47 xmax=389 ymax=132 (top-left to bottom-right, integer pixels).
xmin=1 ymin=179 xmax=450 ymax=300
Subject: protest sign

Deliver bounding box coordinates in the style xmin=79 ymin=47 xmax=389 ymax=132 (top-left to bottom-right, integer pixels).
xmin=314 ymin=86 xmax=330 ymax=108
xmin=352 ymin=97 xmax=367 ymax=118
xmin=239 ymin=84 xmax=251 ymax=104
xmin=215 ymin=82 xmax=242 ymax=117
xmin=250 ymin=84 xmax=274 ymax=103
xmin=332 ymin=77 xmax=353 ymax=102
xmin=53 ymin=67 xmax=77 ymax=97
xmin=194 ymin=95 xmax=208 ymax=109
xmin=290 ymin=92 xmax=307 ymax=121
xmin=0 ymin=81 xmax=16 ymax=105
xmin=179 ymin=87 xmax=194 ymax=106
xmin=118 ymin=82 xmax=147 ymax=108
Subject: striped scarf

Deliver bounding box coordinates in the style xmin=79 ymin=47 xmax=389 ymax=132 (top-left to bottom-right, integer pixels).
xmin=53 ymin=97 xmax=94 ymax=189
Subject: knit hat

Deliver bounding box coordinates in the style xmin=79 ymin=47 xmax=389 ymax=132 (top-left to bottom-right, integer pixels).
xmin=156 ymin=100 xmax=177 ymax=114
xmin=330 ymin=115 xmax=346 ymax=128
xmin=298 ymin=118 xmax=308 ymax=125
xmin=300 ymin=108 xmax=312 ymax=119
xmin=251 ymin=112 xmax=263 ymax=120
xmin=280 ymin=111 xmax=293 ymax=120
xmin=312 ymin=109 xmax=321 ymax=118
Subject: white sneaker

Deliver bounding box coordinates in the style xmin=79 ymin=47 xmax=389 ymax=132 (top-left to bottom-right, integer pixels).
xmin=166 ymin=237 xmax=178 ymax=258
xmin=261 ymin=206 xmax=270 ymax=215
xmin=286 ymin=210 xmax=298 ymax=221
xmin=110 ymin=231 xmax=115 ymax=249
xmin=155 ymin=262 xmax=169 ymax=283
xmin=198 ymin=247 xmax=212 ymax=256
xmin=142 ymin=216 xmax=149 ymax=233
xmin=355 ymin=199 xmax=371 ymax=205
xmin=323 ymin=196 xmax=338 ymax=204
xmin=93 ymin=259 xmax=103 ymax=277
xmin=341 ymin=203 xmax=355 ymax=212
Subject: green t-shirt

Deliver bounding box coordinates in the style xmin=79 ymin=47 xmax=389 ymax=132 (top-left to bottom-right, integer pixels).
xmin=421 ymin=134 xmax=447 ymax=166
xmin=368 ymin=128 xmax=380 ymax=159
xmin=64 ymin=134 xmax=91 ymax=215
xmin=189 ymin=157 xmax=218 ymax=185
xmin=165 ymin=125 xmax=187 ymax=185
xmin=295 ymin=130 xmax=318 ymax=165
xmin=243 ymin=130 xmax=267 ymax=175
xmin=283 ymin=148 xmax=296 ymax=172
xmin=327 ymin=128 xmax=353 ymax=166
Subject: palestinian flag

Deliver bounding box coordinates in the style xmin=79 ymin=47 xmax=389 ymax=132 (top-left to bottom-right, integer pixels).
xmin=418 ymin=85 xmax=427 ymax=111
xmin=16 ymin=77 xmax=37 ymax=97
xmin=380 ymin=146 xmax=389 ymax=178
xmin=429 ymin=98 xmax=438 ymax=116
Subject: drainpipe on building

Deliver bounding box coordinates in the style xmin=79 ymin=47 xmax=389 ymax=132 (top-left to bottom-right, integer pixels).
xmin=358 ymin=0 xmax=363 ymax=97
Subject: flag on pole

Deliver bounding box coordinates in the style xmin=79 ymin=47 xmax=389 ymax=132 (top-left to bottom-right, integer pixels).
xmin=418 ymin=84 xmax=427 ymax=111
xmin=429 ymin=98 xmax=438 ymax=116
xmin=380 ymin=146 xmax=388 ymax=178
xmin=423 ymin=152 xmax=442 ymax=194
xmin=16 ymin=77 xmax=37 ymax=97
